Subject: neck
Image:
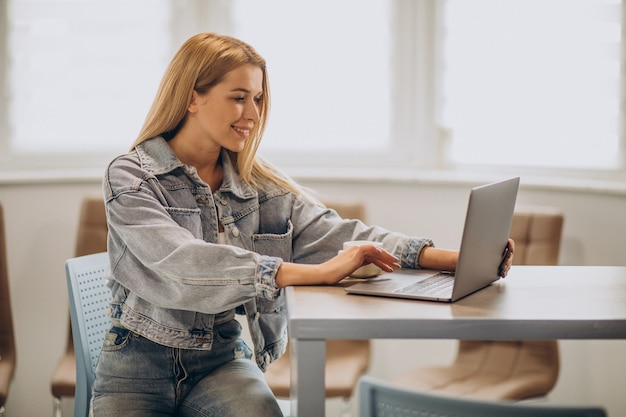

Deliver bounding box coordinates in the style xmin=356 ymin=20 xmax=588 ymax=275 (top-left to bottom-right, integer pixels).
xmin=168 ymin=135 xmax=224 ymax=191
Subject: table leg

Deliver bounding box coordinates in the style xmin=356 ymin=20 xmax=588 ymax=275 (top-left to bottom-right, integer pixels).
xmin=290 ymin=338 xmax=326 ymax=417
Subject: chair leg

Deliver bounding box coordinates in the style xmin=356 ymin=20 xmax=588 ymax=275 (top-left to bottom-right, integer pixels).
xmin=53 ymin=397 xmax=63 ymax=417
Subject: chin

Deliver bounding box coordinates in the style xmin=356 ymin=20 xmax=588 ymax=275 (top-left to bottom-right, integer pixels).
xmin=224 ymin=143 xmax=246 ymax=154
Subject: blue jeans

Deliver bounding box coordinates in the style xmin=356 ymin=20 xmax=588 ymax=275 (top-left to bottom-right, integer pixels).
xmin=92 ymin=320 xmax=284 ymax=416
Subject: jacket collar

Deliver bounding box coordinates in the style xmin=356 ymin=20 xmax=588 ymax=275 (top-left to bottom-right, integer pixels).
xmin=135 ymin=136 xmax=257 ymax=199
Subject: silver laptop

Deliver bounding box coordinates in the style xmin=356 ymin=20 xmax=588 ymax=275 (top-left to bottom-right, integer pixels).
xmin=345 ymin=177 xmax=520 ymax=303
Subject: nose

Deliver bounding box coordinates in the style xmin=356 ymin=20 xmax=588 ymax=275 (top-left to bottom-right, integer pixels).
xmin=244 ymin=100 xmax=260 ymax=123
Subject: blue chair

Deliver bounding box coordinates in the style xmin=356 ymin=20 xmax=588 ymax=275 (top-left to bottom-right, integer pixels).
xmin=357 ymin=375 xmax=606 ymax=417
xmin=52 ymin=196 xmax=109 ymax=417
xmin=65 ymin=252 xmax=111 ymax=417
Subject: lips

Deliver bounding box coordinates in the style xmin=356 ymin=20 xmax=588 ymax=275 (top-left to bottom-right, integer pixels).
xmin=232 ymin=126 xmax=251 ymax=136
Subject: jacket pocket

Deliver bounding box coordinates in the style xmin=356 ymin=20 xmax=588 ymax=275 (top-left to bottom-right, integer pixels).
xmin=251 ymin=220 xmax=293 ymax=261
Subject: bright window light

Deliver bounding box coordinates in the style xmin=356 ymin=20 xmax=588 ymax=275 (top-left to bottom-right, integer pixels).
xmin=229 ymin=0 xmax=392 ymax=152
xmin=439 ymin=0 xmax=623 ymax=170
xmin=6 ymin=0 xmax=171 ymax=156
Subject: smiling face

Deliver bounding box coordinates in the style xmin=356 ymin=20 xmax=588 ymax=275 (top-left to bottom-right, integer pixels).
xmin=187 ymin=63 xmax=264 ymax=153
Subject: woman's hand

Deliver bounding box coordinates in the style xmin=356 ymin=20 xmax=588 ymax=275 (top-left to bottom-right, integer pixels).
xmin=322 ymin=244 xmax=400 ymax=284
xmin=499 ymin=238 xmax=515 ymax=278
xmin=275 ymin=244 xmax=400 ymax=287
xmin=417 ymin=239 xmax=514 ymax=278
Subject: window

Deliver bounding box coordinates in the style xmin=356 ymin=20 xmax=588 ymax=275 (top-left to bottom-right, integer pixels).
xmin=231 ymin=0 xmax=392 ymax=154
xmin=1 ymin=0 xmax=624 ymax=180
xmin=3 ymin=0 xmax=173 ymax=172
xmin=437 ymin=0 xmax=623 ymax=172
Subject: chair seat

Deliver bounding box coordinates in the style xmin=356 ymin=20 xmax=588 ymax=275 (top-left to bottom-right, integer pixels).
xmin=265 ymin=340 xmax=371 ymax=398
xmin=393 ymin=341 xmax=559 ymax=401
xmin=51 ymin=352 xmax=77 ymax=398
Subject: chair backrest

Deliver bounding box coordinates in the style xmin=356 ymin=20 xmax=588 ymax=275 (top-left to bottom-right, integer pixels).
xmin=0 ymin=203 xmax=16 ymax=407
xmin=358 ymin=375 xmax=606 ymax=417
xmin=75 ymin=197 xmax=108 ymax=257
xmin=65 ymin=252 xmax=112 ymax=417
xmin=66 ymin=197 xmax=109 ymax=356
xmin=510 ymin=206 xmax=564 ymax=265
xmin=323 ymin=200 xmax=367 ymax=223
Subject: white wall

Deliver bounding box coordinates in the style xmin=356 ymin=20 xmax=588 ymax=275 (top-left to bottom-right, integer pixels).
xmin=1 ymin=177 xmax=625 ymax=417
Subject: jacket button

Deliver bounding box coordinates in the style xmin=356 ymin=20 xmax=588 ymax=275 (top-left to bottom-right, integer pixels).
xmin=232 ymin=227 xmax=240 ymax=237
xmin=220 ymin=196 xmax=228 ymax=205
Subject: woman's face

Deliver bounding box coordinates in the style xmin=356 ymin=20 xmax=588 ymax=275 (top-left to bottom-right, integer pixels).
xmin=188 ymin=64 xmax=264 ymax=153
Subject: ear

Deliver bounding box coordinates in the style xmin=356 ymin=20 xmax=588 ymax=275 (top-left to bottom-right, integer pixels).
xmin=187 ymin=91 xmax=199 ymax=113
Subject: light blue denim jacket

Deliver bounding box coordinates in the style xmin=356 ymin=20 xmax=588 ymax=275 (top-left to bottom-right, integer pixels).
xmin=102 ymin=136 xmax=434 ymax=371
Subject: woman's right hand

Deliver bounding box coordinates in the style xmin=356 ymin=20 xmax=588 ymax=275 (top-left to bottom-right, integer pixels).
xmin=275 ymin=244 xmax=400 ymax=287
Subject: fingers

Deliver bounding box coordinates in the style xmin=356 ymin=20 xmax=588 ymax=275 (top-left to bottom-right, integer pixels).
xmin=500 ymin=263 xmax=511 ymax=278
xmin=499 ymin=239 xmax=515 ymax=278
xmin=346 ymin=244 xmax=400 ymax=273
xmin=372 ymin=258 xmax=401 ymax=273
xmin=369 ymin=245 xmax=400 ymax=271
xmin=507 ymin=238 xmax=515 ymax=255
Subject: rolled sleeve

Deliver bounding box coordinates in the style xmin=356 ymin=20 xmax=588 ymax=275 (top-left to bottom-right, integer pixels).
xmin=401 ymin=237 xmax=435 ymax=269
xmin=256 ymin=255 xmax=283 ymax=299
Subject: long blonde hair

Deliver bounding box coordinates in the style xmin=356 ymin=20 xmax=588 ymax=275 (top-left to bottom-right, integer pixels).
xmin=133 ymin=32 xmax=300 ymax=194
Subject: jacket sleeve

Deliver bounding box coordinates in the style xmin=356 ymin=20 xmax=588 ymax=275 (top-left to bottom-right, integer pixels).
xmin=287 ymin=193 xmax=434 ymax=268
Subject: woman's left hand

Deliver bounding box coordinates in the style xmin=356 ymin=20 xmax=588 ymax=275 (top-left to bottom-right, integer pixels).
xmin=499 ymin=238 xmax=515 ymax=278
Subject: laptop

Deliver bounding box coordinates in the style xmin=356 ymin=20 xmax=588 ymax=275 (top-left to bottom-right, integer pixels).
xmin=345 ymin=177 xmax=520 ymax=303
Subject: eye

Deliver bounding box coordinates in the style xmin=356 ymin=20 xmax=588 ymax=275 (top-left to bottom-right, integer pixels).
xmin=233 ymin=97 xmax=245 ymax=102
xmin=254 ymin=96 xmax=263 ymax=104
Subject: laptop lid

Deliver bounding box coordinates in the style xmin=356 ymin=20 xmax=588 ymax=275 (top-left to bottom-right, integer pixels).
xmin=345 ymin=177 xmax=520 ymax=303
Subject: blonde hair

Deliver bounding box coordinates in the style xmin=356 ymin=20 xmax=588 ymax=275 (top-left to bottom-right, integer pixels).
xmin=133 ymin=32 xmax=300 ymax=194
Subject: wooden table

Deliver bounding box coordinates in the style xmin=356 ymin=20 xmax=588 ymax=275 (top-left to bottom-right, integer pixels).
xmin=285 ymin=266 xmax=626 ymax=416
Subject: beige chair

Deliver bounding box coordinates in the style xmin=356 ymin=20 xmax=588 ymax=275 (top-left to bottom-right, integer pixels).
xmin=264 ymin=201 xmax=371 ymax=414
xmin=51 ymin=197 xmax=108 ymax=417
xmin=392 ymin=206 xmax=564 ymax=401
xmin=0 ymin=203 xmax=16 ymax=417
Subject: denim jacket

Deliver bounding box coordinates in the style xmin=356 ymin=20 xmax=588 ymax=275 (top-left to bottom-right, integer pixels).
xmin=102 ymin=136 xmax=434 ymax=371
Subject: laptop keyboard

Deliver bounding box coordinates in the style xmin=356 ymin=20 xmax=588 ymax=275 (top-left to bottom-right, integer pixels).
xmin=393 ymin=272 xmax=455 ymax=297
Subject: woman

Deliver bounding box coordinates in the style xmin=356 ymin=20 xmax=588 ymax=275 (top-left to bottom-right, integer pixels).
xmin=97 ymin=32 xmax=514 ymax=416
